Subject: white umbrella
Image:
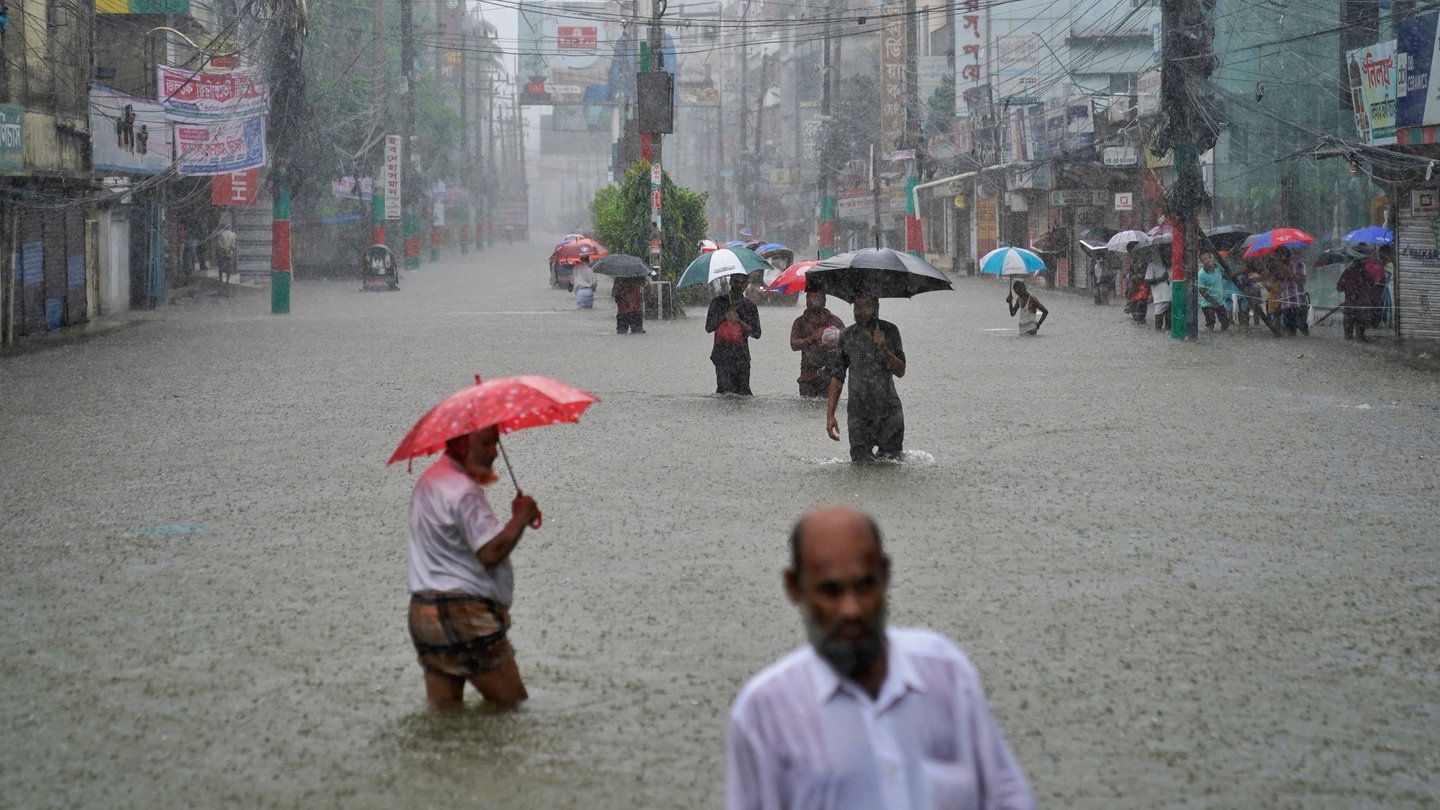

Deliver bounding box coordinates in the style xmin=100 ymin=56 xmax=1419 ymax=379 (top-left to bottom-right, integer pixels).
xmin=1106 ymin=230 xmax=1151 ymax=253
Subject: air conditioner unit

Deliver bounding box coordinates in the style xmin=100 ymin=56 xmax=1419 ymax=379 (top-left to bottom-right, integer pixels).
xmin=1108 ymin=95 xmax=1133 ymax=124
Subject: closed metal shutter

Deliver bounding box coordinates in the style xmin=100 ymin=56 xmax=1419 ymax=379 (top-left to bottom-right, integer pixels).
xmin=65 ymin=207 xmax=87 ymax=327
xmin=18 ymin=215 xmax=44 ymax=335
xmin=1396 ymin=197 xmax=1440 ymax=339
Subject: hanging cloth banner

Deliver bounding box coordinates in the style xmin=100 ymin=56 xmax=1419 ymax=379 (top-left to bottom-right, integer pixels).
xmin=157 ymin=65 xmax=269 ymax=120
xmin=175 ymin=116 xmax=267 ymax=176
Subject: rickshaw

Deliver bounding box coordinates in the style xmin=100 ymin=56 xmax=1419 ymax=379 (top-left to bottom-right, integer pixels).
xmin=361 ymin=244 xmax=399 ymax=291
xmin=755 ymin=244 xmax=799 ymax=306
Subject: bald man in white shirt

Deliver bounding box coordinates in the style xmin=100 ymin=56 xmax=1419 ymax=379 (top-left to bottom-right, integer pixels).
xmin=726 ymin=506 xmax=1035 ymax=810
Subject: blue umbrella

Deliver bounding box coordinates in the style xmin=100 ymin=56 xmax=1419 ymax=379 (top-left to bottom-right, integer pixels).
xmin=757 ymin=243 xmax=787 ymax=255
xmin=1343 ymin=225 xmax=1394 ymax=245
xmin=978 ymin=246 xmax=1047 ymax=276
xmin=724 ymin=240 xmax=747 ymax=249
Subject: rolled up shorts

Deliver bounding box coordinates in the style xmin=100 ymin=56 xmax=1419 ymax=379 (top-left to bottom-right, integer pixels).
xmin=408 ymin=590 xmax=515 ymax=677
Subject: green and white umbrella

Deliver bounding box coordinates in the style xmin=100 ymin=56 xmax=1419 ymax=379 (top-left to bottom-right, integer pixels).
xmin=674 ymin=247 xmax=771 ymax=289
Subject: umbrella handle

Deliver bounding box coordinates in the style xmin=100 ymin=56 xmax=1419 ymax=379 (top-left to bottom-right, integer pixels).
xmin=497 ymin=437 xmax=543 ymax=529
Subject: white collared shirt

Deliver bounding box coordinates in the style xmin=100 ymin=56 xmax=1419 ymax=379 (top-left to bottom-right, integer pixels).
xmin=727 ymin=628 xmax=1034 ymax=810
xmin=406 ymin=454 xmax=510 ymax=603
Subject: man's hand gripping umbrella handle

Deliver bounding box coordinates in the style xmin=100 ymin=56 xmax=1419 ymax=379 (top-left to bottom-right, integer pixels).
xmin=498 ymin=436 xmax=543 ymax=528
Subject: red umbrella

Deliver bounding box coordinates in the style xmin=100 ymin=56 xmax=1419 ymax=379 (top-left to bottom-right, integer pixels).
xmin=1242 ymin=228 xmax=1314 ymax=258
xmin=765 ymin=259 xmax=822 ymax=295
xmin=389 ymin=375 xmax=599 ymax=488
xmin=551 ymin=239 xmax=607 ymax=263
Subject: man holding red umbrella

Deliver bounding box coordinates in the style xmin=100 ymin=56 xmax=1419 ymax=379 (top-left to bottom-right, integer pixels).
xmin=406 ymin=426 xmax=541 ymax=709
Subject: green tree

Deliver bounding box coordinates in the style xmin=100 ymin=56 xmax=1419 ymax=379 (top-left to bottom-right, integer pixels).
xmin=591 ymin=160 xmax=709 ymax=313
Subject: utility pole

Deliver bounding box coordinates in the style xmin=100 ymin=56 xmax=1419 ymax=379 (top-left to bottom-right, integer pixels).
xmin=739 ymin=0 xmax=750 ymax=234
xmin=817 ymin=0 xmax=837 ymax=258
xmin=400 ymin=0 xmax=420 ymax=270
xmin=371 ymin=0 xmax=387 ymax=247
xmin=648 ymin=0 xmax=665 ymax=248
xmin=1158 ymin=0 xmax=1217 ymax=340
xmin=903 ymin=0 xmax=921 ymax=255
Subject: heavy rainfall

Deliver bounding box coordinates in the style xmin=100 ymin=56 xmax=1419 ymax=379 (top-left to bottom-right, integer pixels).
xmin=3 ymin=0 xmax=1440 ymax=808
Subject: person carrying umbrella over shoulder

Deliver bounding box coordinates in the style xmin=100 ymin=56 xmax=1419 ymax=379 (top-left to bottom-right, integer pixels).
xmin=1006 ymin=279 xmax=1048 ymax=335
xmin=826 ymin=291 xmax=906 ymax=462
xmin=406 ymin=426 xmax=541 ymax=710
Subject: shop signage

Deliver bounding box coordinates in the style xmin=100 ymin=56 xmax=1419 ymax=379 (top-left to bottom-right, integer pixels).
xmin=0 ymin=104 xmax=22 ymax=171
xmin=1115 ymin=192 xmax=1134 ymax=211
xmin=1103 ymin=146 xmax=1138 ymax=166
xmin=383 ymin=135 xmax=402 ymax=220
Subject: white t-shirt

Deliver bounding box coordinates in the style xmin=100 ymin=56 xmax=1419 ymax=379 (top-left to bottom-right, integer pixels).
xmin=406 ymin=454 xmax=511 ymax=603
xmin=727 ymin=628 xmax=1034 ymax=810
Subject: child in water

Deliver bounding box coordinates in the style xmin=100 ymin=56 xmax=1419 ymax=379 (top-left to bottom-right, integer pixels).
xmin=1007 ymin=279 xmax=1049 ymax=335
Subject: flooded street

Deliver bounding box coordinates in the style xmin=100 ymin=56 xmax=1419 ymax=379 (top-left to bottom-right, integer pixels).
xmin=3 ymin=238 xmax=1438 ymax=808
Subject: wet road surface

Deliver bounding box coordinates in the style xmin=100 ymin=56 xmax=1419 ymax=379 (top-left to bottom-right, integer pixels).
xmin=2 ymin=238 xmax=1438 ymax=808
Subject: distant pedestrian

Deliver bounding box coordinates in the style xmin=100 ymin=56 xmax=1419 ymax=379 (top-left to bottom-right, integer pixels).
xmin=706 ymin=274 xmax=762 ymax=395
xmin=1006 ymin=279 xmax=1049 ymax=335
xmin=572 ymin=256 xmax=597 ymax=309
xmin=1337 ymin=250 xmax=1385 ymax=341
xmin=789 ymin=291 xmax=844 ymax=398
xmin=407 ymin=426 xmax=541 ymax=710
xmin=726 ymin=505 xmax=1036 ymax=810
xmin=215 ymin=222 xmax=237 ymax=284
xmin=1145 ymin=251 xmax=1171 ymax=332
xmin=1195 ymin=251 xmax=1231 ymax=331
xmin=1273 ymin=248 xmax=1309 ymax=336
xmin=613 ymin=275 xmax=646 ymax=334
xmin=826 ymin=293 xmax=905 ymax=462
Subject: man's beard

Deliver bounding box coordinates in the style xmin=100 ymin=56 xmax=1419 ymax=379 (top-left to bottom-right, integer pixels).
xmin=464 ymin=460 xmax=500 ymax=486
xmin=802 ymin=605 xmax=887 ymax=679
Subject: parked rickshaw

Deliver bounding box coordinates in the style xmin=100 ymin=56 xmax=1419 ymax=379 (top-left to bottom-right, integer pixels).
xmin=361 ymin=244 xmax=399 ymax=291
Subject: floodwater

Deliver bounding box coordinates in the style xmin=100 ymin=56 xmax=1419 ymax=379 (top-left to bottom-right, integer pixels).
xmin=2 ymin=238 xmax=1438 ymax=809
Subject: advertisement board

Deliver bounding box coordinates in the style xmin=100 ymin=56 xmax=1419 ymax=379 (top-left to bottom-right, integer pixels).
xmin=175 ymin=116 xmax=266 ymax=176
xmin=1347 ymin=41 xmax=1398 ymax=145
xmin=518 ymin=2 xmax=619 ymax=105
xmin=90 ymin=87 xmax=172 ymax=174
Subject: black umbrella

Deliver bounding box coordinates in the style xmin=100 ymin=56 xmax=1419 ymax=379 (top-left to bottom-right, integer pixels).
xmin=805 ymin=248 xmax=953 ymax=303
xmin=591 ymin=254 xmax=651 ymax=278
xmin=1204 ymin=225 xmax=1252 ymax=256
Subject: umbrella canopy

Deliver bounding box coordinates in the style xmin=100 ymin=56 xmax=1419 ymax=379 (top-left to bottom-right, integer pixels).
xmin=1204 ymin=225 xmax=1252 ymax=255
xmin=1344 ymin=225 xmax=1394 ymax=245
xmin=1243 ymin=227 xmax=1314 ymax=258
xmin=759 ymin=245 xmax=795 ymax=267
xmin=724 ymin=240 xmax=747 ymax=249
xmin=1106 ymin=230 xmax=1151 ymax=253
xmin=675 ymin=247 xmax=771 ymax=289
xmin=766 ymin=259 xmax=823 ymax=295
xmin=1148 ymin=221 xmax=1175 ymax=236
xmin=698 ymin=238 xmax=719 ymax=254
xmin=388 ymin=375 xmax=600 ymax=478
xmin=1031 ymin=227 xmax=1068 ymax=254
xmin=805 ymin=248 xmax=953 ymax=302
xmin=1078 ymin=226 xmax=1118 ymax=244
xmin=555 ymin=233 xmax=587 ymax=247
xmin=552 ymin=238 xmax=607 ymax=263
xmin=591 ymin=253 xmax=651 ymax=277
xmin=979 ymin=246 xmax=1047 ymax=276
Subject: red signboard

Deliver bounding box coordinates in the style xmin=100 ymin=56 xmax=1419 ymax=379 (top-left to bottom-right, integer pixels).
xmin=556 ymin=26 xmax=598 ymax=51
xmin=211 ymin=168 xmax=259 ymax=206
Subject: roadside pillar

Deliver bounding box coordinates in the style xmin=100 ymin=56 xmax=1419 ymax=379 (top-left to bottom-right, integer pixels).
xmin=271 ymin=180 xmax=291 ymax=315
